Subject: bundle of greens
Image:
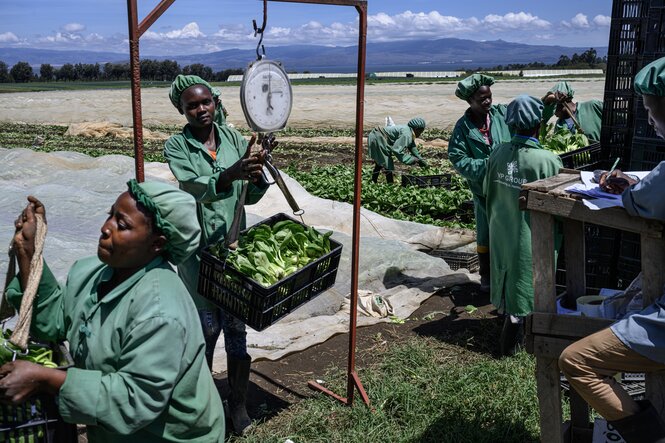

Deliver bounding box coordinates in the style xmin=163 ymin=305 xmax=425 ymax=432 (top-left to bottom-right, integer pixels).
xmin=0 ymin=330 xmax=58 ymax=368
xmin=209 ymin=219 xmax=333 ymax=287
xmin=540 ymin=125 xmax=589 ymax=154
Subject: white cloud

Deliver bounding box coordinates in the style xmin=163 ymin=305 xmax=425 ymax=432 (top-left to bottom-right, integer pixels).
xmin=0 ymin=32 xmax=19 ymax=43
xmin=62 ymin=23 xmax=85 ymax=33
xmin=592 ymin=15 xmax=611 ymax=27
xmin=483 ymin=12 xmax=551 ymax=30
xmin=565 ymin=13 xmax=590 ymax=28
xmin=143 ymin=22 xmax=205 ymax=41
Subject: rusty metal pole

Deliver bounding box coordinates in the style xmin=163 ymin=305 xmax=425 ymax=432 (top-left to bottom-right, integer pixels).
xmin=127 ymin=0 xmax=145 ymax=182
xmin=345 ymin=1 xmax=368 ymax=407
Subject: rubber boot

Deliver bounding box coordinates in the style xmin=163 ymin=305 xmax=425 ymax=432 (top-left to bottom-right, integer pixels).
xmin=385 ymin=170 xmax=395 ymax=184
xmin=478 ymin=251 xmax=490 ymax=293
xmin=499 ymin=315 xmax=525 ymax=357
xmin=227 ymin=356 xmax=252 ymax=435
xmin=609 ymin=400 xmax=665 ymax=443
xmin=371 ymin=163 xmax=382 ymax=183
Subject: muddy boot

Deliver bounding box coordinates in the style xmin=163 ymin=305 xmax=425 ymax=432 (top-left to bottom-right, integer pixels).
xmin=499 ymin=315 xmax=525 ymax=357
xmin=609 ymin=400 xmax=665 ymax=443
xmin=385 ymin=170 xmax=395 ymax=184
xmin=227 ymin=356 xmax=252 ymax=435
xmin=478 ymin=251 xmax=490 ymax=293
xmin=371 ymin=163 xmax=382 ymax=183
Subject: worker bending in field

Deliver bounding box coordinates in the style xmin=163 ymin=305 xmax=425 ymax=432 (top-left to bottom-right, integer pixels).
xmin=541 ymin=80 xmax=603 ymax=142
xmin=484 ymin=95 xmax=563 ymax=356
xmin=368 ymin=117 xmax=428 ymax=184
xmin=448 ymin=73 xmax=511 ymax=293
xmin=559 ymin=57 xmax=665 ymax=443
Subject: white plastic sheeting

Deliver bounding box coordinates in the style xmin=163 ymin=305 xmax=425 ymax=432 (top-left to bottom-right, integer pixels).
xmin=0 ymin=148 xmax=477 ymax=372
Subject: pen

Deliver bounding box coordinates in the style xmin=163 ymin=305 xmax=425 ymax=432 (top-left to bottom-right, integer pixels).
xmin=606 ymin=157 xmax=621 ymax=178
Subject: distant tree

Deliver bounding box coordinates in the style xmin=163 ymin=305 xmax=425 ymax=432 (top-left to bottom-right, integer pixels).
xmin=103 ymin=62 xmax=130 ymax=80
xmin=10 ymin=61 xmax=33 ymax=83
xmin=141 ymin=59 xmax=159 ymax=81
xmin=0 ymin=61 xmax=10 ymax=83
xmin=40 ymin=64 xmax=55 ymax=81
xmin=183 ymin=63 xmax=213 ymax=80
xmin=215 ymin=68 xmax=242 ymax=81
xmin=557 ymin=55 xmax=571 ymax=66
xmin=57 ymin=63 xmax=76 ymax=81
xmin=159 ymin=60 xmax=181 ymax=81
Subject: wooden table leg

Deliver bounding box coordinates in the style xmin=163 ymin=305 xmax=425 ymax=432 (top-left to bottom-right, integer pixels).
xmin=536 ymin=356 xmax=565 ymax=443
xmin=563 ymin=220 xmax=586 ymax=304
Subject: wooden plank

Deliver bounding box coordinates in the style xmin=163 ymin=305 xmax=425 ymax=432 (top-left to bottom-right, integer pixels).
xmin=523 ymin=172 xmax=580 ymax=193
xmin=563 ymin=220 xmax=586 ymax=302
xmin=526 ymin=192 xmax=664 ymax=237
xmin=529 ymin=313 xmax=613 ymax=339
xmin=536 ymin=356 xmax=565 ymax=443
xmin=531 ymin=212 xmax=557 ymax=312
xmin=569 ymin=389 xmax=591 ymax=435
xmin=531 ymin=335 xmax=579 ymax=359
xmin=646 ymin=373 xmax=665 ymax=419
xmin=641 ymin=235 xmax=665 ymax=305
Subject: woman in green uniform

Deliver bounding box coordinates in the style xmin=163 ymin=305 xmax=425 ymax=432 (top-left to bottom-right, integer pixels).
xmin=164 ymin=74 xmax=269 ymax=435
xmin=541 ymin=81 xmax=603 ymax=142
xmin=368 ymin=117 xmax=428 ymax=184
xmin=448 ymin=73 xmax=512 ymax=292
xmin=0 ymin=181 xmax=225 ymax=442
xmin=483 ymin=95 xmax=563 ymax=356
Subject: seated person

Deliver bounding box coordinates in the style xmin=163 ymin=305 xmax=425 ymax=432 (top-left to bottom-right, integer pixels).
xmin=541 ymin=80 xmax=603 ymax=142
xmin=0 ymin=180 xmax=225 ymax=442
xmin=559 ymin=57 xmax=665 ymax=443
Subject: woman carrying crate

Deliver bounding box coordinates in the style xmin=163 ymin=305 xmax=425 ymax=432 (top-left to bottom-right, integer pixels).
xmin=559 ymin=57 xmax=665 ymax=443
xmin=0 ymin=181 xmax=225 ymax=442
xmin=448 ymin=73 xmax=512 ymax=293
xmin=164 ymin=74 xmax=270 ymax=435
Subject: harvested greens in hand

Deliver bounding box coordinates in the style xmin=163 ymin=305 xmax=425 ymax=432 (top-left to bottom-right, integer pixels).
xmin=540 ymin=125 xmax=589 ymax=154
xmin=209 ymin=219 xmax=333 ymax=287
xmin=0 ymin=329 xmax=58 ymax=368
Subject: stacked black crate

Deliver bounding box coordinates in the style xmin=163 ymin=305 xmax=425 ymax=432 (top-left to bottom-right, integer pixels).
xmin=618 ymin=1 xmax=665 ymax=290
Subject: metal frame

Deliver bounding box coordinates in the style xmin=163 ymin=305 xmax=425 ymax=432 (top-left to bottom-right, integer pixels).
xmin=126 ymin=0 xmax=369 ymax=407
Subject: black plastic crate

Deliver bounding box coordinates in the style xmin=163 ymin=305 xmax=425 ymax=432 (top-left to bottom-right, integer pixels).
xmin=605 ymin=57 xmax=644 ymax=94
xmin=611 ymin=0 xmax=650 ymax=21
xmin=629 ymin=135 xmax=665 ymax=170
xmin=198 ymin=213 xmax=343 ymax=331
xmin=609 ymin=21 xmax=647 ymax=57
xmin=430 ymin=250 xmax=479 ymax=273
xmin=644 ymin=7 xmax=665 ymax=53
xmin=633 ymin=100 xmax=658 ymax=139
xmin=401 ymin=173 xmax=451 ymax=188
xmin=0 ymin=342 xmax=77 ymax=443
xmin=559 ymin=143 xmax=603 ymax=171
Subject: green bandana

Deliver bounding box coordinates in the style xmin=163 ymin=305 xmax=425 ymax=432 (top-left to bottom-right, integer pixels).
xmin=455 ymin=74 xmax=495 ymax=101
xmin=169 ymin=74 xmax=214 ymax=109
xmin=506 ymin=95 xmax=544 ymax=131
xmin=635 ymin=57 xmax=665 ymax=96
xmin=127 ymin=179 xmax=200 ymax=265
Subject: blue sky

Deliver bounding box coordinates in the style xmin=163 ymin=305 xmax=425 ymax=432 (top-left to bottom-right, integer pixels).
xmin=1 ymin=1 xmax=612 ymax=55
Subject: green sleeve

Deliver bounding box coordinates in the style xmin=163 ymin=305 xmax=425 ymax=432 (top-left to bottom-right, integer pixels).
xmin=5 ymin=260 xmax=66 ymax=343
xmin=59 ymin=317 xmax=187 ymax=433
xmin=448 ymin=123 xmax=487 ymax=183
xmin=410 ymin=144 xmax=424 ymax=161
xmin=164 ymin=136 xmax=233 ymax=204
xmin=540 ymin=102 xmax=556 ymax=140
xmin=389 ymin=131 xmax=418 ymax=165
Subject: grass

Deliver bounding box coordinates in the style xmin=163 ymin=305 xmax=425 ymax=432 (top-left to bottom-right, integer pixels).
xmin=231 ymin=337 xmax=548 ymax=443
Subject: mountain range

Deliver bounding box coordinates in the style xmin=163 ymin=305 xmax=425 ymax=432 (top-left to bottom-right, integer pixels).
xmin=0 ymin=38 xmax=608 ymax=73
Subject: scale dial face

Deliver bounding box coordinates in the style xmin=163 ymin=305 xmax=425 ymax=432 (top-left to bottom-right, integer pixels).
xmin=240 ymin=59 xmax=293 ymax=132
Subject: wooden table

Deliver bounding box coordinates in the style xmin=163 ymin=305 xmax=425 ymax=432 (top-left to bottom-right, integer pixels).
xmin=522 ymin=169 xmax=665 ymax=443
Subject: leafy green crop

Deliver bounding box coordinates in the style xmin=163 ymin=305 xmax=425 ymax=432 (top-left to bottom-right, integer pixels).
xmin=540 ymin=125 xmax=589 ymax=154
xmin=0 ymin=330 xmax=58 ymax=368
xmin=209 ymin=220 xmax=333 ymax=287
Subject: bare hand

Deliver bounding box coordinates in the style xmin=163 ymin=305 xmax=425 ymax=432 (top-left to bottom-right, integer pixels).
xmin=0 ymin=360 xmax=50 ymax=405
xmin=542 ymin=93 xmax=557 ymax=105
xmin=599 ymin=169 xmax=638 ymax=194
xmin=13 ymin=196 xmax=47 ymax=264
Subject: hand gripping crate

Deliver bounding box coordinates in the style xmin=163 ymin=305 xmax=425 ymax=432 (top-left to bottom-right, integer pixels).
xmin=401 ymin=173 xmax=452 ymax=188
xmin=198 ymin=213 xmax=343 ymax=331
xmin=0 ymin=342 xmax=77 ymax=443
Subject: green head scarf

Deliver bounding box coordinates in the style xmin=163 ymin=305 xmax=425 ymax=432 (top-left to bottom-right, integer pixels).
xmin=169 ymin=74 xmax=216 ymax=109
xmin=506 ymin=95 xmax=544 ymax=131
xmin=548 ymin=81 xmax=575 ymax=99
xmin=634 ymin=57 xmax=665 ymax=96
xmin=127 ymin=179 xmax=201 ymax=265
xmin=455 ymin=74 xmax=495 ymax=101
xmin=407 ymin=117 xmax=426 ymax=130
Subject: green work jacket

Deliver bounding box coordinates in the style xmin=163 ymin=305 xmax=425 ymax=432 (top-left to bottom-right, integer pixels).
xmin=483 ymin=136 xmax=563 ymax=316
xmin=7 ymin=257 xmax=225 ymax=442
xmin=164 ymin=123 xmax=269 ymax=310
xmin=448 ymin=104 xmax=511 ymax=248
xmin=367 ymin=124 xmax=423 ymax=170
xmin=542 ymin=99 xmax=603 ymax=143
